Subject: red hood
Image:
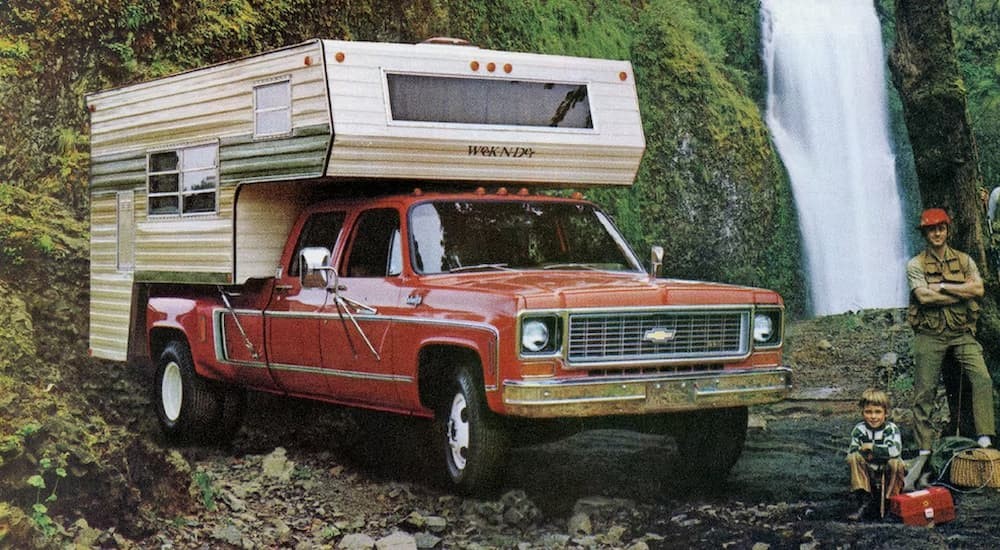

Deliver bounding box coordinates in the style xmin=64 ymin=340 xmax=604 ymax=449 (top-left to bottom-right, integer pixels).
xmin=418 ymin=271 xmax=782 ymax=310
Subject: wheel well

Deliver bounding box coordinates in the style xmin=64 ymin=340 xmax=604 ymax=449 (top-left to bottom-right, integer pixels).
xmin=148 ymin=328 xmax=188 ymax=362
xmin=418 ymin=345 xmax=482 ymax=411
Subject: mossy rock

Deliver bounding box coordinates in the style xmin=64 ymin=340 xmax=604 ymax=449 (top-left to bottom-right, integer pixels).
xmin=0 ymin=282 xmax=35 ymax=373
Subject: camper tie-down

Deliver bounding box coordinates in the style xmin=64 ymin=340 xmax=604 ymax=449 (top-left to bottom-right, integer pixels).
xmin=86 ymin=38 xmax=790 ymax=494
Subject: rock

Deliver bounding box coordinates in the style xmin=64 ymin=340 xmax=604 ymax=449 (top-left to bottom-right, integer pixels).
xmin=626 ymin=543 xmax=650 ymax=550
xmin=261 ymin=447 xmax=295 ymax=481
xmin=211 ymin=524 xmax=245 ymax=547
xmin=413 ymin=532 xmax=442 ymax=549
xmin=568 ymin=512 xmax=592 ymax=536
xmin=402 ymin=511 xmax=426 ymax=530
xmin=817 ymin=339 xmax=833 ymax=351
xmin=375 ymin=531 xmax=418 ymax=550
xmin=602 ymin=525 xmax=627 ymax=545
xmin=497 ymin=490 xmax=542 ymax=527
xmin=338 ymin=533 xmax=377 ymax=549
xmin=572 ymin=496 xmax=635 ymax=519
xmin=539 ymin=534 xmax=571 ymax=547
xmin=424 ymin=516 xmax=447 ymax=534
xmin=221 ymin=489 xmax=247 ymax=512
xmin=879 ymin=352 xmax=898 ymax=368
xmin=0 ymin=283 xmax=35 ymax=372
xmin=752 ymin=543 xmax=771 ymax=550
xmin=71 ymin=518 xmax=102 ymax=548
xmin=748 ymin=413 xmax=768 ymax=430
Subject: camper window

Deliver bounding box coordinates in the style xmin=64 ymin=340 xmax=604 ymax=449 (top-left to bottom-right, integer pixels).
xmin=254 ymin=80 xmax=292 ymax=137
xmin=147 ymin=143 xmax=218 ymax=216
xmin=386 ymin=73 xmax=593 ymax=129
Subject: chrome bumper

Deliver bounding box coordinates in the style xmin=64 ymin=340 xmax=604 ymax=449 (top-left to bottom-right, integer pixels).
xmin=502 ymin=367 xmax=792 ymax=418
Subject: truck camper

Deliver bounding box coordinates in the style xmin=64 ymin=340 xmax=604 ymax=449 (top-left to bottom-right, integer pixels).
xmin=87 ymin=38 xmax=790 ymax=493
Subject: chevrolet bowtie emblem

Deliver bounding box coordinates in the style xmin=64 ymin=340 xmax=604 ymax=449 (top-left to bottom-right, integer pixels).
xmin=643 ymin=328 xmax=676 ymax=344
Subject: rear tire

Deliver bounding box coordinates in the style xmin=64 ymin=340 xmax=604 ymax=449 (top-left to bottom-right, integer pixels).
xmin=154 ymin=340 xmax=229 ymax=443
xmin=436 ymin=368 xmax=509 ymax=495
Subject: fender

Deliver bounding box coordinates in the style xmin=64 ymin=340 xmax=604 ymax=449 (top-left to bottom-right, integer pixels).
xmin=147 ymin=296 xmax=220 ymax=380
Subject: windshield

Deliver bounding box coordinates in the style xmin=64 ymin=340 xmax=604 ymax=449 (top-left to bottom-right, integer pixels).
xmin=408 ymin=200 xmax=642 ymax=274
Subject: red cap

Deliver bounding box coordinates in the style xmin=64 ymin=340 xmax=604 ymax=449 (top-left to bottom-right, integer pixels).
xmin=918 ymin=208 xmax=951 ymax=228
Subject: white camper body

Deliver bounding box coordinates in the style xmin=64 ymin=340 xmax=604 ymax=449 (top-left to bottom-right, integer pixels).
xmin=86 ymin=39 xmax=646 ymax=360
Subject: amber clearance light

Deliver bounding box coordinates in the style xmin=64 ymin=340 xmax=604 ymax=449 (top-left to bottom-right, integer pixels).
xmin=520 ymin=362 xmax=556 ymax=377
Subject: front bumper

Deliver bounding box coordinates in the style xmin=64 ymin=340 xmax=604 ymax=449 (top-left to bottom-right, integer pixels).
xmin=502 ymin=367 xmax=792 ymax=418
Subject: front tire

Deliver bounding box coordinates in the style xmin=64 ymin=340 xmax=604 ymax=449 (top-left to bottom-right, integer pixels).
xmin=437 ymin=368 xmax=509 ymax=495
xmin=674 ymin=406 xmax=748 ymax=485
xmin=154 ymin=340 xmax=229 ymax=443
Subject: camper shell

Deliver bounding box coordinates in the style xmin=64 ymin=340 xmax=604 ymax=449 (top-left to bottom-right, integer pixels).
xmin=87 ymin=38 xmax=645 ymax=361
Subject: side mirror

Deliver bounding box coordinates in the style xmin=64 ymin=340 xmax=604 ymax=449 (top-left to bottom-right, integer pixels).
xmin=649 ymin=245 xmax=664 ymax=282
xmin=299 ymin=247 xmax=336 ymax=289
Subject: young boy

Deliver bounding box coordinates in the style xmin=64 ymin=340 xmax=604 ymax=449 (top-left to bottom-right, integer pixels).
xmin=846 ymin=388 xmax=906 ymax=520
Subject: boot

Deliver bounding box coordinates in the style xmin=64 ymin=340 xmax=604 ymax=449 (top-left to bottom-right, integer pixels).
xmin=903 ymin=450 xmax=931 ymax=492
xmin=847 ymin=490 xmax=870 ymax=521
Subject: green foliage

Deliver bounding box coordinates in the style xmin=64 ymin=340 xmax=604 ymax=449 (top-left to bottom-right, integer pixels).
xmin=950 ymin=0 xmax=1000 ymax=190
xmin=0 ymin=424 xmax=40 ymax=466
xmin=193 ymin=470 xmax=217 ymax=511
xmin=0 ymin=184 xmax=88 ymax=276
xmin=26 ymin=451 xmax=68 ymax=538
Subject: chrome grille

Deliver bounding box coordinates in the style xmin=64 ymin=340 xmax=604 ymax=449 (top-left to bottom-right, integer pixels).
xmin=567 ymin=310 xmax=749 ymax=365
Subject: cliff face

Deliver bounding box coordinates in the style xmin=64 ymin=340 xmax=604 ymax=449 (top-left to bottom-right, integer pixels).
xmin=485 ymin=1 xmax=805 ymax=310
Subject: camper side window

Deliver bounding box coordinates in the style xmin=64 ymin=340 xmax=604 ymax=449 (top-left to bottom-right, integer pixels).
xmin=147 ymin=143 xmax=219 ymax=216
xmin=254 ymin=80 xmax=292 ymax=137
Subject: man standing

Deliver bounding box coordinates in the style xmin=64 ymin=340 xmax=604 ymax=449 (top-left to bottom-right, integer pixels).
xmin=907 ymin=208 xmax=996 ymax=460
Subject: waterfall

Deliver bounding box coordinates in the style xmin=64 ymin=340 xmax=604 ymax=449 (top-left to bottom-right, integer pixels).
xmin=761 ymin=0 xmax=908 ymax=315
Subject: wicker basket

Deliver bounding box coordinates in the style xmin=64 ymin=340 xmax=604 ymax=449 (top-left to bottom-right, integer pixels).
xmin=949 ymin=448 xmax=1000 ymax=488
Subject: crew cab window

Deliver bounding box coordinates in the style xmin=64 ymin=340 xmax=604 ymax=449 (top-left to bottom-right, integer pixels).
xmin=344 ymin=209 xmax=402 ymax=278
xmin=409 ymin=200 xmax=642 ymax=274
xmin=289 ymin=211 xmax=346 ymax=277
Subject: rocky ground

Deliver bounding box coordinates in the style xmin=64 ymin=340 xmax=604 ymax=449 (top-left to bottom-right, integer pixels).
xmin=58 ymin=310 xmax=1000 ymax=549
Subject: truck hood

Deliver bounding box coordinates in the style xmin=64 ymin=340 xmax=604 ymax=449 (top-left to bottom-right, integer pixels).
xmin=418 ymin=271 xmax=782 ymax=310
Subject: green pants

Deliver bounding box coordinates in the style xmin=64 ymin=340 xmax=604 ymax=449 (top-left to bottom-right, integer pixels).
xmin=912 ymin=331 xmax=996 ymax=450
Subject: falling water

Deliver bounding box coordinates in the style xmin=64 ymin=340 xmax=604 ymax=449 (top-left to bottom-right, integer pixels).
xmin=761 ymin=0 xmax=908 ymax=315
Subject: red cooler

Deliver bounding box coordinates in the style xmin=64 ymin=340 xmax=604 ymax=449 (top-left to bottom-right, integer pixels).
xmin=889 ymin=487 xmax=955 ymax=526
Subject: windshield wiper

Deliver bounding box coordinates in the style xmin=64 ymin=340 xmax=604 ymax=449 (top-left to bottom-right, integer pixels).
xmin=541 ymin=263 xmax=604 ymax=271
xmin=449 ymin=263 xmax=511 ymax=273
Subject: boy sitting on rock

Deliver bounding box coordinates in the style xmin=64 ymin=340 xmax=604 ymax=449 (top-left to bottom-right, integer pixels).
xmin=846 ymin=388 xmax=906 ymax=520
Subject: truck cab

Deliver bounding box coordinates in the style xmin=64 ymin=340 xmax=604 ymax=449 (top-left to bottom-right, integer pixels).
xmin=147 ymin=188 xmax=788 ymax=492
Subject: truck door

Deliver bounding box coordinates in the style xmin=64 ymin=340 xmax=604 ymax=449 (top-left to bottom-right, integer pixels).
xmin=265 ymin=210 xmax=346 ymax=398
xmin=319 ymin=207 xmax=404 ymax=405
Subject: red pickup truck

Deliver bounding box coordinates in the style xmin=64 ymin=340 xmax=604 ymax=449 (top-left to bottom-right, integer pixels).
xmin=147 ymin=187 xmax=789 ymax=493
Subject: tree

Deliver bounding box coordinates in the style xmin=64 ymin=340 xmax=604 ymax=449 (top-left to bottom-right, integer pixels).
xmin=889 ymin=0 xmax=986 ymax=268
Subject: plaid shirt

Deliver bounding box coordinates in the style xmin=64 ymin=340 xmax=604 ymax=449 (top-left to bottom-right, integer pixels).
xmin=848 ymin=420 xmax=902 ymax=461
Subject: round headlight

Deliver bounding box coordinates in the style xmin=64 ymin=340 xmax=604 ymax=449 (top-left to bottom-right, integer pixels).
xmin=522 ymin=320 xmax=550 ymax=352
xmin=753 ymin=313 xmax=774 ymax=343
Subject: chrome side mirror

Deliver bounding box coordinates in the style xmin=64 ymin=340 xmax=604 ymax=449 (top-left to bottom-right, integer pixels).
xmin=299 ymin=247 xmax=336 ymax=290
xmin=649 ymin=245 xmax=664 ymax=282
